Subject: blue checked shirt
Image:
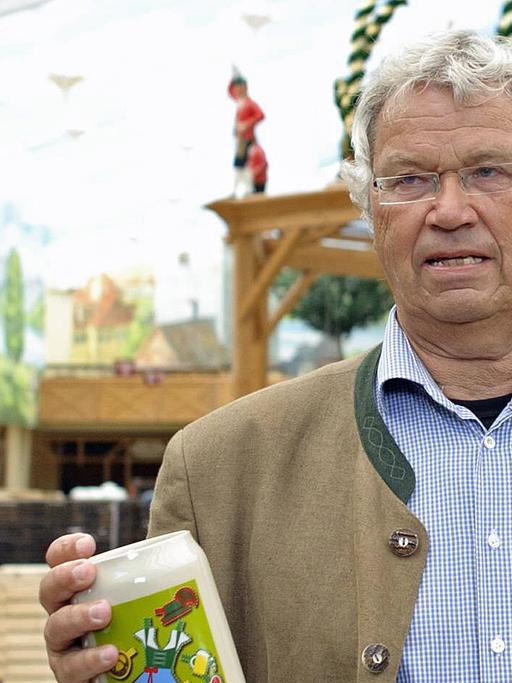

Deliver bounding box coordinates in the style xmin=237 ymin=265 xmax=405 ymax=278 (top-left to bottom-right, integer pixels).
xmin=376 ymin=309 xmax=512 ymax=682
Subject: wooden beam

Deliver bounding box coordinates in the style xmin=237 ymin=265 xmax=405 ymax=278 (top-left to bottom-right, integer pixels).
xmin=301 ymin=224 xmax=374 ymax=245
xmin=300 ymin=224 xmax=345 ymax=244
xmin=238 ymin=228 xmax=304 ymax=322
xmin=265 ymin=270 xmax=318 ymax=337
xmin=265 ymin=240 xmax=385 ymax=279
xmin=207 ymin=187 xmax=361 ymax=236
xmin=234 ymin=206 xmax=360 ymax=236
xmin=332 ymin=232 xmax=373 ymax=243
xmin=5 ymin=426 xmax=32 ymax=490
xmin=232 ymin=234 xmax=268 ymax=397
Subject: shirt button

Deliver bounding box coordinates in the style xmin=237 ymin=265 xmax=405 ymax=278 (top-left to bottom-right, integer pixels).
xmin=484 ymin=435 xmax=496 ymax=449
xmin=491 ymin=637 xmax=505 ymax=654
xmin=488 ymin=531 xmax=501 ymax=549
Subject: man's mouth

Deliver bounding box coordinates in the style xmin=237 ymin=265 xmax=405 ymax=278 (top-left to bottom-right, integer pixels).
xmin=426 ymin=255 xmax=486 ymax=267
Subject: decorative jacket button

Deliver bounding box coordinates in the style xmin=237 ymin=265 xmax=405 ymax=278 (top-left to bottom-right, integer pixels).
xmin=389 ymin=529 xmax=419 ymax=557
xmin=362 ymin=643 xmax=390 ymax=673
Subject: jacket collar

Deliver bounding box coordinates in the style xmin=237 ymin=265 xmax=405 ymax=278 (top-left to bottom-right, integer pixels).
xmin=354 ymin=344 xmax=416 ymax=504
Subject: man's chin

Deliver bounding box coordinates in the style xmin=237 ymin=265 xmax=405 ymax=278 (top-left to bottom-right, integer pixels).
xmin=399 ymin=293 xmax=502 ymax=326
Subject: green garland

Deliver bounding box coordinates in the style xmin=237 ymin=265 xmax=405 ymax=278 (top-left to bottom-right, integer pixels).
xmin=497 ymin=1 xmax=512 ymax=36
xmin=334 ymin=2 xmax=512 ymax=162
xmin=334 ymin=0 xmax=407 ymax=159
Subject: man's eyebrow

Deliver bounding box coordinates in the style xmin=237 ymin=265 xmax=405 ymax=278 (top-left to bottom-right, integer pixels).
xmin=376 ymin=150 xmax=512 ymax=174
xmin=463 ymin=150 xmax=512 ymax=164
xmin=375 ymin=154 xmax=427 ymax=173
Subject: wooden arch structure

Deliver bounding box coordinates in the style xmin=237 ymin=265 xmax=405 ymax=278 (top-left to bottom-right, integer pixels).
xmin=207 ymin=185 xmax=385 ymax=398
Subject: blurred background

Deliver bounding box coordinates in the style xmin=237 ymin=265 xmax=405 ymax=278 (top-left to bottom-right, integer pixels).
xmin=0 ymin=0 xmax=506 ymax=544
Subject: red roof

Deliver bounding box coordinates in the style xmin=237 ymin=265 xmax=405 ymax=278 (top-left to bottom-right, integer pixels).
xmin=73 ymin=274 xmax=135 ymax=329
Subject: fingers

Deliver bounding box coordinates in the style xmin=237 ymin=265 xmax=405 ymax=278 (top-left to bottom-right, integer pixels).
xmin=45 ymin=600 xmax=111 ymax=653
xmin=39 ymin=558 xmax=96 ymax=615
xmin=41 ymin=533 xmax=97 ymax=616
xmin=46 ymin=533 xmax=96 ymax=568
xmin=44 ymin=601 xmax=118 ymax=683
xmin=47 ymin=642 xmax=118 ymax=683
xmin=40 ymin=533 xmax=118 ymax=683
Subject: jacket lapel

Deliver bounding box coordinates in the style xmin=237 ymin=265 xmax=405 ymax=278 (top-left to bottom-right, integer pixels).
xmin=352 ymin=346 xmax=428 ymax=681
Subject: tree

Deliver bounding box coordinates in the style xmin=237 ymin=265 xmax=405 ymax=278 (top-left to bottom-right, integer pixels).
xmin=120 ymin=296 xmax=154 ymax=357
xmin=26 ymin=294 xmax=44 ymax=335
xmin=4 ymin=248 xmax=24 ymax=362
xmin=273 ymin=269 xmax=393 ymax=358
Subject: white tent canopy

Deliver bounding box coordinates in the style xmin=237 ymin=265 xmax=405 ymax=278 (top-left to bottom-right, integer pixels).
xmin=0 ymin=0 xmax=51 ymax=18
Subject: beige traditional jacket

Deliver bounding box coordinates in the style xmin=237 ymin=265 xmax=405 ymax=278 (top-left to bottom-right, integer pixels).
xmin=148 ymin=347 xmax=429 ymax=682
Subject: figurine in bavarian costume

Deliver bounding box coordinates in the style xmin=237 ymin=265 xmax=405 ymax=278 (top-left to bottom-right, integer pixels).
xmin=133 ymin=617 xmax=191 ymax=682
xmin=228 ymin=69 xmax=265 ymax=196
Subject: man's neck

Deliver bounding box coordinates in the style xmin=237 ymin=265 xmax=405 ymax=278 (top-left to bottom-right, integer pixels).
xmin=397 ymin=310 xmax=512 ymax=400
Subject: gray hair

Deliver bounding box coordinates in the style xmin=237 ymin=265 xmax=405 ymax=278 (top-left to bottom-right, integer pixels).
xmin=341 ymin=30 xmax=512 ymax=228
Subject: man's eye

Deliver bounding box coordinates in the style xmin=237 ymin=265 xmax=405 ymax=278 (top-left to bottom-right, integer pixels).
xmin=474 ymin=166 xmax=500 ymax=178
xmin=398 ymin=175 xmax=424 ymax=185
xmin=378 ymin=174 xmax=433 ymax=192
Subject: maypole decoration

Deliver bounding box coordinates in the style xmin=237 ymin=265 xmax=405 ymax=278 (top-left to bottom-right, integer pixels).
xmin=334 ymin=0 xmax=407 ymax=159
xmin=497 ymin=1 xmax=512 ymax=36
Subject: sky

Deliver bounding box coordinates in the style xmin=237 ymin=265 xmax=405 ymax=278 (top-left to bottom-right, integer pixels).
xmin=0 ymin=0 xmax=505 ymax=360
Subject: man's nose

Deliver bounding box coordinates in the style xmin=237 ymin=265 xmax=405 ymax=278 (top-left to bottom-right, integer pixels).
xmin=425 ymin=173 xmax=478 ymax=231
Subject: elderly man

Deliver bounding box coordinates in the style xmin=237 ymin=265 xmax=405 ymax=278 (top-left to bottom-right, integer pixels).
xmin=40 ymin=30 xmax=512 ymax=682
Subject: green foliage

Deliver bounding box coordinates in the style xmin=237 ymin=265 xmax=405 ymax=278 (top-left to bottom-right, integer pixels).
xmin=0 ymin=250 xmax=37 ymax=426
xmin=273 ymin=269 xmax=393 ymax=357
xmin=4 ymin=249 xmax=24 ymax=362
xmin=0 ymin=354 xmax=38 ymax=426
xmin=26 ymin=295 xmax=45 ymax=335
xmin=120 ymin=296 xmax=155 ymax=357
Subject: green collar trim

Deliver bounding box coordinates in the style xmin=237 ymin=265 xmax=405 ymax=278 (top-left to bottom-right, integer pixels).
xmin=354 ymin=344 xmax=416 ymax=504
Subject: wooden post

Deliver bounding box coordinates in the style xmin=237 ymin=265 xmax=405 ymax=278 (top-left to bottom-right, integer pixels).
xmin=207 ymin=190 xmax=381 ymax=399
xmin=5 ymin=425 xmax=33 ymax=490
xmin=232 ymin=234 xmax=268 ymax=397
xmin=265 ymin=270 xmax=318 ymax=337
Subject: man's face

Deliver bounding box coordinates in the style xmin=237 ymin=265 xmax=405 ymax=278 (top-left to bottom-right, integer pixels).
xmin=371 ymin=86 xmax=512 ymax=327
xmin=232 ymin=82 xmax=247 ymax=99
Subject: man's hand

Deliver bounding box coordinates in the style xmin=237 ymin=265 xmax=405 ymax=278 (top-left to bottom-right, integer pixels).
xmin=39 ymin=533 xmax=118 ymax=683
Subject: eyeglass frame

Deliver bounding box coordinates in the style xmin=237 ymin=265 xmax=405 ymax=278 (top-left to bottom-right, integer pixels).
xmin=372 ymin=162 xmax=512 ymax=205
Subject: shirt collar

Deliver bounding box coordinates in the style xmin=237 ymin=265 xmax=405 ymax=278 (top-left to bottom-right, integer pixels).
xmin=377 ymin=307 xmax=512 ymax=428
xmin=376 ymin=307 xmax=457 ymax=415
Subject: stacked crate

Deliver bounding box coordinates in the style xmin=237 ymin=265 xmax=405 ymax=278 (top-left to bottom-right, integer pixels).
xmin=0 ymin=499 xmax=150 ymax=565
xmin=0 ymin=500 xmax=67 ymax=565
xmin=0 ymin=497 xmax=152 ymax=681
xmin=0 ymin=564 xmax=54 ymax=683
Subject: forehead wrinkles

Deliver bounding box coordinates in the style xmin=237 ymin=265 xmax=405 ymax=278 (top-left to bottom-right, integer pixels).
xmin=381 ymin=84 xmax=500 ymax=118
xmin=368 ymin=88 xmax=512 ymax=172
xmin=380 ymin=87 xmax=512 ymax=130
xmin=373 ymin=92 xmax=512 ymax=168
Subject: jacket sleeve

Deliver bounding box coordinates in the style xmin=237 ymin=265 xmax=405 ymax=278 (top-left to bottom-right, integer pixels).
xmin=147 ymin=430 xmax=198 ymax=540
